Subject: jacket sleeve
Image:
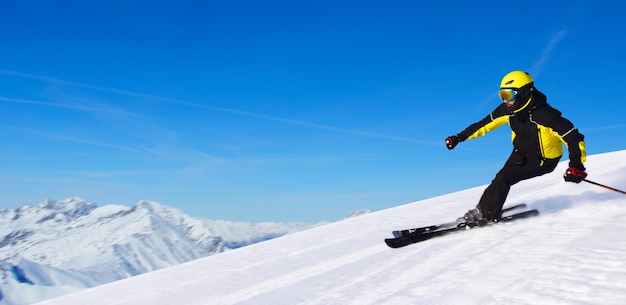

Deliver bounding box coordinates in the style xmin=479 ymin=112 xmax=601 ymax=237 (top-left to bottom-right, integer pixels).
xmin=457 ymin=104 xmax=509 ymax=141
xmin=533 ymin=107 xmax=587 ymax=170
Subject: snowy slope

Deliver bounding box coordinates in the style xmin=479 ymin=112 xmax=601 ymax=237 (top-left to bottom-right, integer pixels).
xmin=34 ymin=150 xmax=626 ymax=305
xmin=0 ymin=199 xmax=316 ymax=305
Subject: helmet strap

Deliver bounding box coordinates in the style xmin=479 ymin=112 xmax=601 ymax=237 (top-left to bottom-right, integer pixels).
xmin=512 ymin=96 xmax=533 ymax=113
xmin=510 ymin=86 xmax=534 ymax=113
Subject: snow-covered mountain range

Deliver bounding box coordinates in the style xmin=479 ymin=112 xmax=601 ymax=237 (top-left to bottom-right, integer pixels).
xmin=33 ymin=149 xmax=626 ymax=305
xmin=0 ymin=198 xmax=318 ymax=305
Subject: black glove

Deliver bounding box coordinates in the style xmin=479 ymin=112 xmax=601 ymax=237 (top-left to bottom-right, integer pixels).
xmin=445 ymin=135 xmax=460 ymax=150
xmin=564 ymin=167 xmax=587 ymax=183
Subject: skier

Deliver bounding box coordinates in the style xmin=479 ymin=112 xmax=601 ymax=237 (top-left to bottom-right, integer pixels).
xmin=445 ymin=70 xmax=587 ymax=226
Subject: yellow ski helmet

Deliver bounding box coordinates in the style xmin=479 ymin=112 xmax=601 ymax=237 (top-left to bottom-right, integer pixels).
xmin=500 ymin=71 xmax=534 ymax=113
xmin=500 ymin=70 xmax=533 ymax=89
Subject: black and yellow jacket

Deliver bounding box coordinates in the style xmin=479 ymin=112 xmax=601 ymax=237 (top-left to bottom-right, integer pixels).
xmin=456 ymin=89 xmax=586 ymax=169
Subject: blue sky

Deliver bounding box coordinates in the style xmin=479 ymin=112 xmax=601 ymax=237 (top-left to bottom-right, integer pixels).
xmin=1 ymin=0 xmax=624 ymax=223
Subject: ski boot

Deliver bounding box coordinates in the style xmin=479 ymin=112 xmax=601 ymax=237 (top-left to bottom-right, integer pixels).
xmin=457 ymin=206 xmax=489 ymax=228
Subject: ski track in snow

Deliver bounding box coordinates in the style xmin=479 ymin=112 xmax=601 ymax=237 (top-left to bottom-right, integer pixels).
xmin=34 ymin=150 xmax=626 ymax=305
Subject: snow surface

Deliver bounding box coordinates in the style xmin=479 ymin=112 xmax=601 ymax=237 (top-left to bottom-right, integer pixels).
xmin=36 ymin=150 xmax=626 ymax=305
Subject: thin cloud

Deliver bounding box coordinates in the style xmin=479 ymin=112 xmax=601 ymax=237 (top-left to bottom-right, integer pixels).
xmin=0 ymin=96 xmax=132 ymax=117
xmin=583 ymin=124 xmax=626 ymax=132
xmin=0 ymin=125 xmax=143 ymax=154
xmin=48 ymin=134 xmax=144 ymax=154
xmin=529 ymin=30 xmax=567 ymax=76
xmin=0 ymin=68 xmax=435 ymax=146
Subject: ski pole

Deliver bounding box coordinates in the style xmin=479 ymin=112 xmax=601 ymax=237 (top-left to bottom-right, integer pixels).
xmin=583 ymin=179 xmax=626 ymax=195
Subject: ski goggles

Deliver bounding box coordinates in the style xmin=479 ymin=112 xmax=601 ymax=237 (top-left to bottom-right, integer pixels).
xmin=498 ymin=89 xmax=517 ymax=101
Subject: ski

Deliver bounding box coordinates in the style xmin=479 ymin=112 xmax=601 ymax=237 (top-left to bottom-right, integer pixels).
xmin=391 ymin=203 xmax=527 ymax=238
xmin=384 ymin=208 xmax=539 ymax=249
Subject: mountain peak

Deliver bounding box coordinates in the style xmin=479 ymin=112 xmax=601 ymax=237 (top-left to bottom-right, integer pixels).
xmin=133 ymin=200 xmax=186 ymax=224
xmin=135 ymin=200 xmax=162 ymax=211
xmin=37 ymin=197 xmax=98 ymax=220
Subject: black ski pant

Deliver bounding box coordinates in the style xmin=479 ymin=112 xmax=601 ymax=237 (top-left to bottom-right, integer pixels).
xmin=478 ymin=149 xmax=560 ymax=220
